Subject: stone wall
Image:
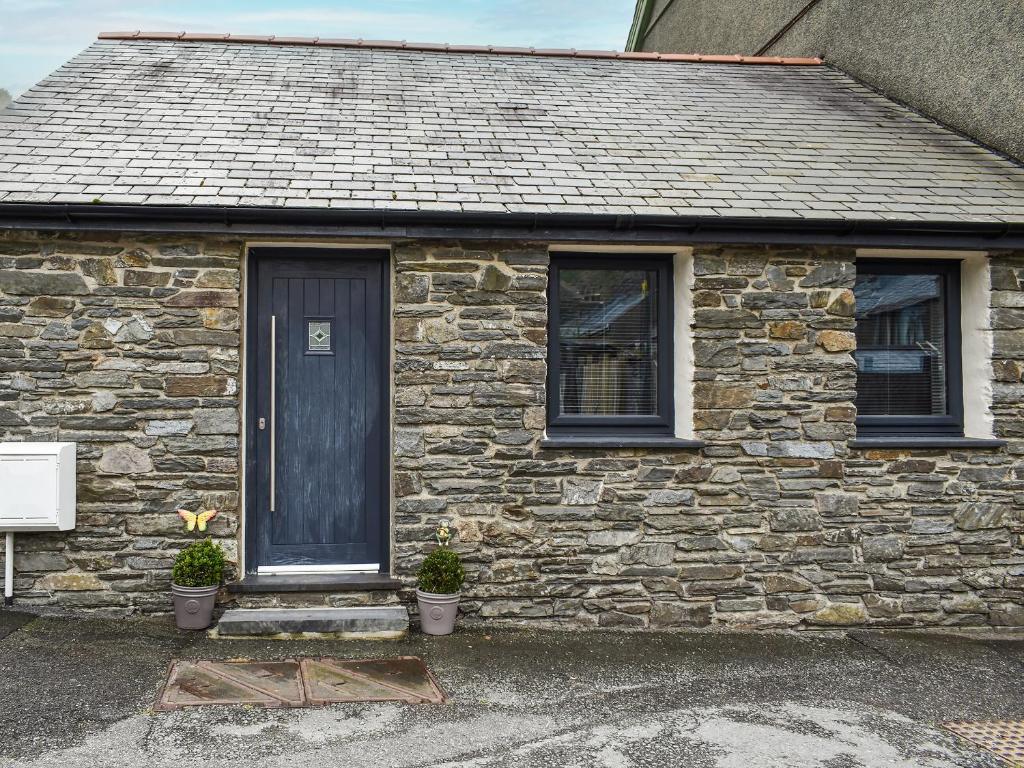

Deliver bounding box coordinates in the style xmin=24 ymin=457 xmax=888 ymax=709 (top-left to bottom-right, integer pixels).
xmin=1 ymin=230 xmax=1022 ymax=628
xmin=0 ymin=231 xmax=242 ymax=614
xmin=393 ymin=241 xmax=1024 ymax=629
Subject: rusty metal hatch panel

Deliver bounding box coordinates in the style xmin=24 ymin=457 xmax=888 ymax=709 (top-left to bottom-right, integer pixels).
xmin=159 ymin=661 xmax=294 ymax=709
xmin=304 ymin=657 xmax=445 ymax=704
xmin=156 ymin=656 xmax=445 ymax=711
xmin=944 ymin=721 xmax=1024 ymax=767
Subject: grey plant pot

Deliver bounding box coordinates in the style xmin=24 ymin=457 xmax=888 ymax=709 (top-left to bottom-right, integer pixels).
xmin=171 ymin=583 xmax=219 ymax=630
xmin=416 ymin=589 xmax=460 ymax=635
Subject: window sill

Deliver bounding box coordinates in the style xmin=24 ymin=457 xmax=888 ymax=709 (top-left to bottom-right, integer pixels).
xmin=849 ymin=437 xmax=1007 ymax=449
xmin=539 ymin=436 xmax=706 ymax=450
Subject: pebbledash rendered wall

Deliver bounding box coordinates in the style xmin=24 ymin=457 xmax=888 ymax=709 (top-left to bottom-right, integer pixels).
xmin=0 ymin=230 xmax=1022 ymax=629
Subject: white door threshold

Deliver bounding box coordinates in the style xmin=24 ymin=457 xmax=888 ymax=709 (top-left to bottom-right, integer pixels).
xmin=257 ymin=563 xmax=380 ymax=576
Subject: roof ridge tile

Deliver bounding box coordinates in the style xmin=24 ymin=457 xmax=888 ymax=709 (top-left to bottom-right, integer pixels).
xmin=95 ymin=30 xmax=823 ymax=65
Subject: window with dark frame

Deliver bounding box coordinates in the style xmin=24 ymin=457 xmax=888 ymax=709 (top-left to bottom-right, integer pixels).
xmin=547 ymin=255 xmax=674 ymax=437
xmin=853 ymin=259 xmax=963 ymax=437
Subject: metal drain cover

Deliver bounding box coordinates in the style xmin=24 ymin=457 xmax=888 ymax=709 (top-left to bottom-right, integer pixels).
xmin=156 ymin=656 xmax=445 ymax=710
xmin=944 ymin=720 xmax=1024 ymax=766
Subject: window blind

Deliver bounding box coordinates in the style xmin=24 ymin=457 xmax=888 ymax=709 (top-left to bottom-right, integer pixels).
xmin=557 ymin=268 xmax=658 ymax=417
xmin=853 ymin=271 xmax=947 ymax=417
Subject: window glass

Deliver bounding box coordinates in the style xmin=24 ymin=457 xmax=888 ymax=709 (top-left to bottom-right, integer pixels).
xmin=854 ymin=271 xmax=947 ymax=416
xmin=557 ymin=268 xmax=658 ymax=416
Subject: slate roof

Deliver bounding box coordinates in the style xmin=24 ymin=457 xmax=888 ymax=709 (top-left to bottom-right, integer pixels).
xmin=0 ymin=34 xmax=1023 ymax=223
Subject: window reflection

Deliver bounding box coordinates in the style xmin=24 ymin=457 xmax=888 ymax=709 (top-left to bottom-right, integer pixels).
xmin=558 ymin=269 xmax=658 ymax=416
xmin=854 ymin=272 xmax=946 ymax=416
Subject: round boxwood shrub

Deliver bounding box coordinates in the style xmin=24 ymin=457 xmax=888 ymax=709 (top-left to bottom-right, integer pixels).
xmin=172 ymin=538 xmax=226 ymax=587
xmin=417 ymin=548 xmax=465 ymax=594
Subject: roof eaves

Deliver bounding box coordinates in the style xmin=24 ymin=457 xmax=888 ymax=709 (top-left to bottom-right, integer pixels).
xmin=95 ymin=31 xmax=824 ymax=65
xmin=0 ymin=203 xmax=1021 ymax=250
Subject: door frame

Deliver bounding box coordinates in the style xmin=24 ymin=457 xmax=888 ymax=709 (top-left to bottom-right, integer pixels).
xmin=242 ymin=245 xmax=393 ymax=576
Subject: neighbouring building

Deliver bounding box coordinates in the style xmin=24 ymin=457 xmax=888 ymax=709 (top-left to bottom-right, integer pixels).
xmin=0 ymin=32 xmax=1022 ymax=630
xmin=626 ymin=0 xmax=1024 ymax=161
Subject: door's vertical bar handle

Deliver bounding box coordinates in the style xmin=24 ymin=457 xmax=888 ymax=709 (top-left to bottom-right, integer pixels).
xmin=270 ymin=314 xmax=276 ymax=512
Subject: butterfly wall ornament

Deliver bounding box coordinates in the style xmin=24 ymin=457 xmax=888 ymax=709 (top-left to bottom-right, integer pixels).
xmin=435 ymin=520 xmax=452 ymax=547
xmin=177 ymin=509 xmax=218 ymax=533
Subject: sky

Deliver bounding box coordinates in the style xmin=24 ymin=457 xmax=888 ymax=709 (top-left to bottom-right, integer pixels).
xmin=0 ymin=0 xmax=637 ymax=96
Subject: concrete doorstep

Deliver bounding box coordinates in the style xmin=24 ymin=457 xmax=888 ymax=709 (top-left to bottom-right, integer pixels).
xmin=213 ymin=606 xmax=409 ymax=640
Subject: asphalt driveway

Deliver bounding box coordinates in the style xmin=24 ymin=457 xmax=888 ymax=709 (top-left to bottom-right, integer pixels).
xmin=0 ymin=612 xmax=1020 ymax=767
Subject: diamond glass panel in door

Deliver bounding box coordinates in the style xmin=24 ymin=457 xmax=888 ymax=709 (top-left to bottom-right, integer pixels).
xmin=308 ymin=321 xmax=331 ymax=353
xmin=854 ymin=271 xmax=947 ymax=416
xmin=558 ymin=269 xmax=658 ymax=416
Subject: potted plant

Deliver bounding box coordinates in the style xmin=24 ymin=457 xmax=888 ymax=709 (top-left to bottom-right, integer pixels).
xmin=415 ymin=522 xmax=465 ymax=635
xmin=171 ymin=537 xmax=225 ymax=630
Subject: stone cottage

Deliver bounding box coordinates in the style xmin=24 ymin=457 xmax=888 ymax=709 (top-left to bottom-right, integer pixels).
xmin=0 ymin=32 xmax=1022 ymax=630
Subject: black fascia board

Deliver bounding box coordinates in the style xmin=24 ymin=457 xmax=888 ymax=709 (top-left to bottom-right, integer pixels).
xmin=0 ymin=202 xmax=1022 ymax=249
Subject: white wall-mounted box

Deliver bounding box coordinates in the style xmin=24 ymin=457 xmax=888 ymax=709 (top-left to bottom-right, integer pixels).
xmin=0 ymin=443 xmax=76 ymax=531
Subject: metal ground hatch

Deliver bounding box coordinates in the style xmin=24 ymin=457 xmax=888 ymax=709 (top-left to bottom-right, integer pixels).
xmin=156 ymin=656 xmax=445 ymax=710
xmin=944 ymin=720 xmax=1024 ymax=767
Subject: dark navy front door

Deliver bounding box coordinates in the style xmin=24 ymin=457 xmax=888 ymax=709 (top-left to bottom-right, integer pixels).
xmin=247 ymin=250 xmax=388 ymax=571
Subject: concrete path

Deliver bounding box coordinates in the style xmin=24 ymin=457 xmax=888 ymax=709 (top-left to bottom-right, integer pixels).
xmin=0 ymin=613 xmax=1020 ymax=767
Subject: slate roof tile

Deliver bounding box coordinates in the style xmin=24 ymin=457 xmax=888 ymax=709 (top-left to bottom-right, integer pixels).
xmin=0 ymin=37 xmax=1022 ymax=223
